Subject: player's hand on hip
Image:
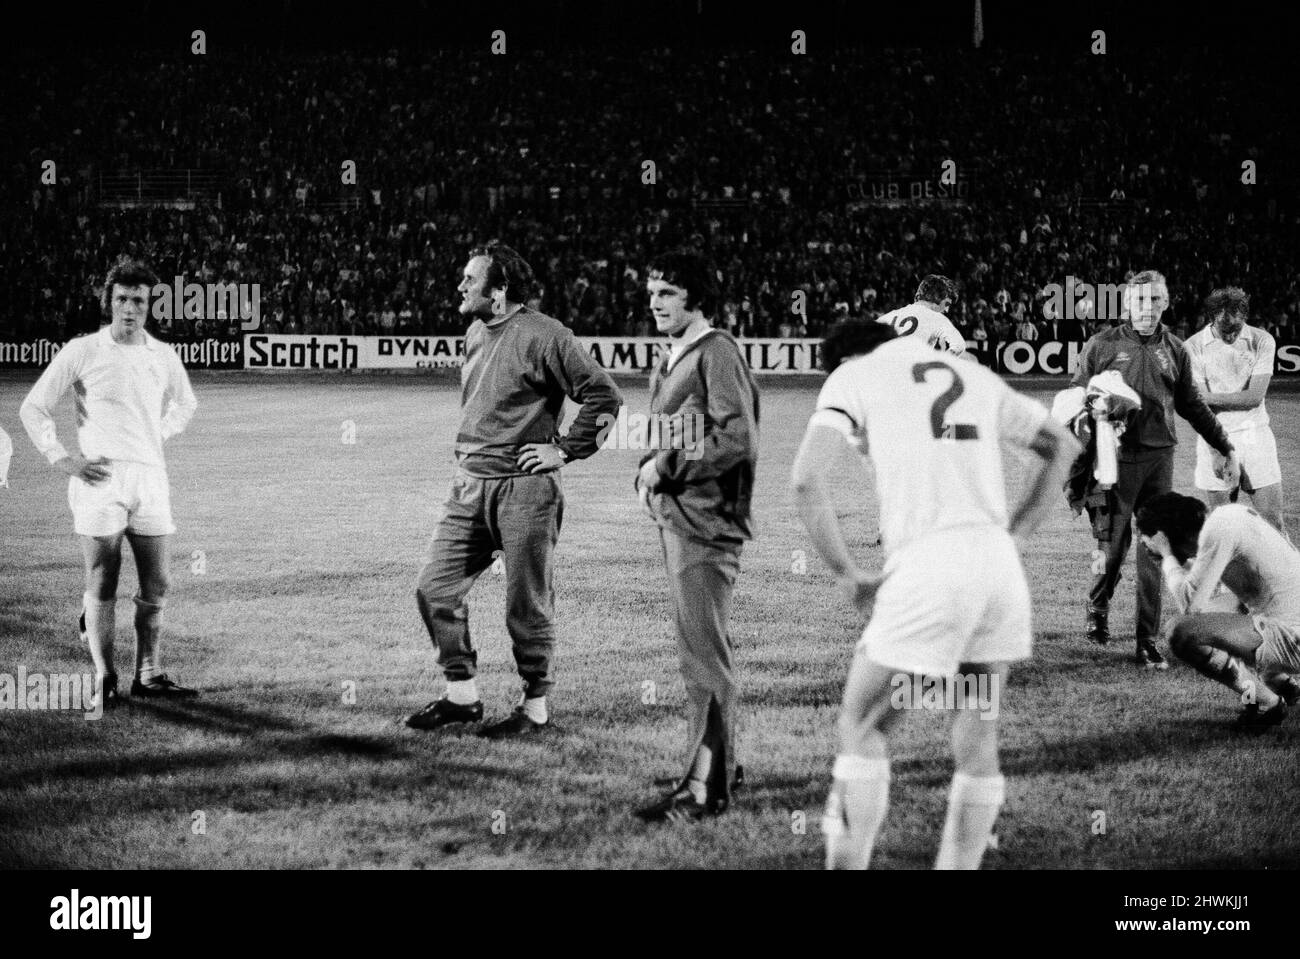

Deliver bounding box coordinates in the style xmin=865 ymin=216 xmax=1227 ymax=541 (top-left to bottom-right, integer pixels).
xmin=57 ymin=454 xmax=111 ymax=484
xmin=517 ymin=443 xmax=565 ymax=474
xmin=841 ymin=568 xmax=885 ymax=614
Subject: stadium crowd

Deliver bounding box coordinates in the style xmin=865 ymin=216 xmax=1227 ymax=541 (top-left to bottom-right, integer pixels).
xmin=5 ymin=45 xmax=1299 ymax=344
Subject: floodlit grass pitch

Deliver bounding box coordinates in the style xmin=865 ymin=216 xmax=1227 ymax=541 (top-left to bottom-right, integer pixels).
xmin=1 ymin=370 xmax=1297 ymax=869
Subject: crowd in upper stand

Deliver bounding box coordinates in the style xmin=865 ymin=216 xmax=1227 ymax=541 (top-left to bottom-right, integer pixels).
xmin=6 ymin=44 xmax=1298 ymax=344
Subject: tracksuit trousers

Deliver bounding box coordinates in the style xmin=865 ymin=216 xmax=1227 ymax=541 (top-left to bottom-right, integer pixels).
xmin=659 ymin=526 xmax=743 ymax=802
xmin=416 ymin=469 xmax=564 ymax=698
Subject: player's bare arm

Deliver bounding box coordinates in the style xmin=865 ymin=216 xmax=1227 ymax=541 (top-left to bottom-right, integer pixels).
xmin=1174 ymin=348 xmax=1238 ymax=480
xmin=54 ymin=454 xmax=112 ymax=484
xmin=1006 ymin=415 xmax=1079 ymax=541
xmin=1204 ymin=371 xmax=1271 ymax=413
xmin=791 ymin=421 xmax=884 ymax=611
xmin=20 ymin=341 xmax=113 ymax=485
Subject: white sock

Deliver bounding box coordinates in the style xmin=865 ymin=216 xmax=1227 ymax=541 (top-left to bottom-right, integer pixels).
xmin=821 ymin=789 xmax=851 ymax=869
xmin=521 ymin=694 xmax=548 ymax=724
xmin=829 ymin=754 xmax=890 ymax=870
xmin=685 ymin=744 xmax=713 ymax=803
xmin=935 ymin=772 xmax=1005 ymax=870
xmin=134 ymin=595 xmax=165 ymax=683
xmin=1207 ymin=650 xmax=1279 ymax=709
xmin=83 ymin=594 xmax=116 ymax=681
xmin=446 ymin=678 xmax=479 ymax=705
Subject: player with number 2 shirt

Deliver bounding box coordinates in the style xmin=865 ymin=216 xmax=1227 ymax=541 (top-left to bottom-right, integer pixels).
xmin=791 ymin=319 xmax=1079 ymax=869
xmin=875 ymin=274 xmax=967 ymax=357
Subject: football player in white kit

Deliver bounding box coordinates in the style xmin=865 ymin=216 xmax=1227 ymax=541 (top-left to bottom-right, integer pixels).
xmin=21 ymin=258 xmax=199 ymax=707
xmin=1137 ymin=493 xmax=1300 ymax=730
xmin=875 ymin=275 xmax=967 ymax=357
xmin=792 ymin=319 xmax=1079 ymax=869
xmin=1184 ymin=287 xmax=1286 ymax=537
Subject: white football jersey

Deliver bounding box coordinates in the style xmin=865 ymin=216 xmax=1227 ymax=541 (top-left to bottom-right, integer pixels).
xmin=1168 ymin=503 xmax=1300 ymax=626
xmin=20 ymin=326 xmax=197 ymax=469
xmin=876 ymin=301 xmax=966 ymax=356
xmin=1184 ymin=323 xmax=1273 ymax=432
xmin=812 ymin=337 xmax=1048 ymax=557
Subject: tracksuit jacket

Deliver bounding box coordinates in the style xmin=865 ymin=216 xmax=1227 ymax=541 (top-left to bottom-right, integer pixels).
xmin=1069 ymin=323 xmax=1232 ymax=457
xmin=639 ymin=329 xmax=760 ymax=544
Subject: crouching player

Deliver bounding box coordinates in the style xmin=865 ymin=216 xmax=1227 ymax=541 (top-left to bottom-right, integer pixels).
xmin=1136 ymin=493 xmax=1300 ymax=730
xmin=20 ymin=257 xmax=199 ymax=707
xmin=792 ymin=320 xmax=1079 ymax=869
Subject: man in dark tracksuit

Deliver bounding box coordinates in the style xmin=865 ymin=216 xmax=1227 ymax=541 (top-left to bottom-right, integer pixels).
xmin=407 ymin=242 xmax=622 ymax=737
xmin=1072 ymin=270 xmax=1238 ymax=667
xmin=633 ymin=250 xmax=760 ymax=823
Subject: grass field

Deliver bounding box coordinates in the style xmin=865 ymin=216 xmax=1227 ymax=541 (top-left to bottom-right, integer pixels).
xmin=2 ymin=369 xmax=1298 ymax=870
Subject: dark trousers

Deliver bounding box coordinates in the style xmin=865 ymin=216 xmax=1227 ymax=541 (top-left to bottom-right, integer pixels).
xmin=415 ymin=469 xmax=564 ymax=698
xmin=1088 ymin=448 xmax=1175 ymax=641
xmin=659 ymin=527 xmax=743 ymax=800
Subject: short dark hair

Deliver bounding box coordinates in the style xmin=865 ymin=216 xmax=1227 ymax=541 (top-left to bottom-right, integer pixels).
xmin=916 ymin=274 xmax=955 ymax=306
xmin=468 ymin=241 xmax=536 ymax=304
xmin=820 ymin=319 xmax=898 ymax=374
xmin=1135 ymin=492 xmax=1207 ymax=564
xmin=101 ymin=256 xmax=159 ymax=313
xmin=646 ymin=249 xmax=720 ymax=315
xmin=1204 ymin=286 xmax=1250 ymax=321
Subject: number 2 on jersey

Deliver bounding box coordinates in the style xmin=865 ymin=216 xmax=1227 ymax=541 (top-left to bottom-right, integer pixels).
xmin=893 ymin=315 xmax=919 ymax=336
xmin=911 ymin=362 xmax=979 ymax=440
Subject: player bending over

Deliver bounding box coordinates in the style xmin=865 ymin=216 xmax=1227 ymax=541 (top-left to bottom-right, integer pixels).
xmin=875 ymin=274 xmax=967 ymax=357
xmin=1184 ymin=287 xmax=1287 ymax=539
xmin=20 ymin=257 xmax=199 ymax=707
xmin=792 ymin=319 xmax=1078 ymax=869
xmin=1136 ymin=493 xmax=1300 ymax=730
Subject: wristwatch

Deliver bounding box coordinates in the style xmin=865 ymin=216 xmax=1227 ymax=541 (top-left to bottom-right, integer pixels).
xmin=557 ymin=447 xmax=570 ymax=464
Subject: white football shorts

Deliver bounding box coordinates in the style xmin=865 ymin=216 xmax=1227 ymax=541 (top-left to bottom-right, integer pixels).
xmin=859 ymin=526 xmax=1031 ymax=676
xmin=1252 ymin=615 xmax=1300 ymax=675
xmin=1196 ymin=423 xmax=1281 ymax=492
xmin=68 ymin=460 xmax=175 ymax=537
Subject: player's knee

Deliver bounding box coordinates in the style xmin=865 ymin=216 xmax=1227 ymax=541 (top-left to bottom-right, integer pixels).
xmin=837 ymin=702 xmax=889 ymax=748
xmin=416 ymin=586 xmax=463 ymax=621
xmin=414 ymin=575 xmax=443 ymax=607
xmin=141 ymin=571 xmax=170 ymax=604
xmin=1168 ymin=617 xmax=1199 ymax=660
xmin=836 ymin=710 xmax=867 ymax=748
xmin=951 ymin=713 xmax=999 ymax=775
xmin=86 ymin=562 xmax=121 ymax=597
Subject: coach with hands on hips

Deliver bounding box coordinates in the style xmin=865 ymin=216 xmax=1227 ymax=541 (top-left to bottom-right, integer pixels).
xmin=407 ymin=241 xmax=622 ymax=737
xmin=633 ymin=250 xmax=760 ymax=823
xmin=1074 ymin=270 xmax=1238 ymax=668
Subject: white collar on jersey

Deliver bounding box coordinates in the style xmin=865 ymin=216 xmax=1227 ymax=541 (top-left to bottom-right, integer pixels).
xmin=97 ymin=325 xmax=158 ymax=350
